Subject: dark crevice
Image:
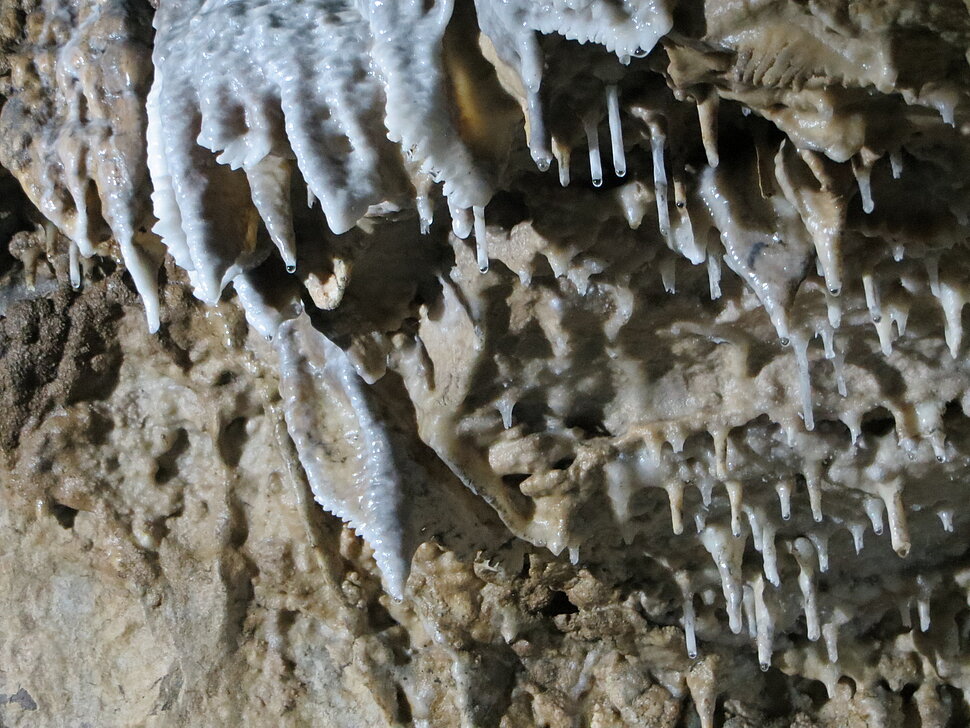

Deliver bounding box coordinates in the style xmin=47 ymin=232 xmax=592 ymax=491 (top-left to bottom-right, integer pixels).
xmin=49 ymin=501 xmax=78 ymax=529
xmin=540 ymin=590 xmax=579 ymax=617
xmin=395 ymin=684 xmax=413 ymax=724
xmin=155 ymin=428 xmax=189 ymax=484
xmin=861 ymin=406 xmax=895 ymax=438
xmin=502 ymin=473 xmax=530 ymax=489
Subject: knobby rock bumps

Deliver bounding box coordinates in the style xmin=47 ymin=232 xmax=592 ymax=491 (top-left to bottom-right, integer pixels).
xmin=3 ymin=0 xmax=970 ymax=725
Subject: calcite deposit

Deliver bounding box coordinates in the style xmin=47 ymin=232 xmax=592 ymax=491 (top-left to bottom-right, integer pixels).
xmin=2 ymin=0 xmax=970 ymax=726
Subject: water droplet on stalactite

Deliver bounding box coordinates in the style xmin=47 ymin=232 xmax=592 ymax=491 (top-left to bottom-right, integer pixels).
xmin=526 ymin=86 xmax=553 ymax=173
xmin=673 ymin=177 xmax=688 ymax=210
xmin=701 ymin=525 xmax=745 ymax=635
xmin=584 ymin=116 xmax=603 ymax=187
xmin=862 ymin=272 xmax=882 ymax=323
xmin=660 ymin=258 xmax=677 ymax=293
xmin=606 ymin=85 xmax=626 ymax=177
xmin=890 ymin=149 xmax=903 ymax=179
xmin=473 ymin=205 xmax=489 ymax=273
xmin=649 ymin=121 xmax=670 ymax=237
xmin=792 ymin=537 xmax=821 ymax=641
xmin=938 ymin=509 xmax=955 ymax=532
xmin=776 ymin=482 xmax=793 ymax=521
xmin=666 ymin=481 xmax=685 ymax=535
xmin=753 ymin=576 xmax=774 ymax=670
xmin=726 ymin=481 xmax=743 ymax=537
xmin=246 ymin=156 xmax=298 ymax=273
xmin=880 ymin=483 xmax=911 ymax=557
xmin=552 ymin=137 xmax=571 ymax=187
xmin=286 ymin=263 xmax=297 ymax=274
xmin=683 ymin=594 xmax=698 ymax=657
xmin=791 ymin=334 xmax=815 ymax=431
xmin=696 ymin=92 xmax=719 ymax=168
xmin=68 ymin=239 xmax=81 ymax=290
xmin=852 ymin=156 xmax=875 ymax=213
xmin=865 ymin=496 xmax=886 ymax=536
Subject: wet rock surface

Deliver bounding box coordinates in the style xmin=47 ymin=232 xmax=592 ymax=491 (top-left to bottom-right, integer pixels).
xmin=3 ymin=1 xmax=970 ymax=726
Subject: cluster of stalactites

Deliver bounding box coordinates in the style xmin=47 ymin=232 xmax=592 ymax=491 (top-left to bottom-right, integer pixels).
xmin=13 ymin=0 xmax=970 ymax=692
xmin=0 ymin=0 xmax=162 ymax=328
xmin=143 ymin=0 xmax=678 ymax=302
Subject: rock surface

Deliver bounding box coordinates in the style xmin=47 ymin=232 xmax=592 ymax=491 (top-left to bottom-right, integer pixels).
xmin=3 ymin=1 xmax=970 ymax=726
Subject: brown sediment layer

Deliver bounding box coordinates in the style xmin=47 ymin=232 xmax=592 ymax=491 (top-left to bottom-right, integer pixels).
xmin=3 ymin=0 xmax=970 ymax=725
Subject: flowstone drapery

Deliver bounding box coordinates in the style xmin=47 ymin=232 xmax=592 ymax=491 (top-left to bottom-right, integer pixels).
xmin=3 ymin=1 xmax=970 ymax=725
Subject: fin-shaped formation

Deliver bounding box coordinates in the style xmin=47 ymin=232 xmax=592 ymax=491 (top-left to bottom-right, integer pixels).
xmin=7 ymin=0 xmax=970 ymax=719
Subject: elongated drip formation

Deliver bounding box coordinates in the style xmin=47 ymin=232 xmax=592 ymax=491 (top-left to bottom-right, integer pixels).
xmin=0 ymin=0 xmax=162 ymax=328
xmin=7 ymin=0 xmax=970 ymax=721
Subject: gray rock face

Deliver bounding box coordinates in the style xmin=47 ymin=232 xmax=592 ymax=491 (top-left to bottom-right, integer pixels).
xmin=3 ymin=1 xmax=970 ymax=726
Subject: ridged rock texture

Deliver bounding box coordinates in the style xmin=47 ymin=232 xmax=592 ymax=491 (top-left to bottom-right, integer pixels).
xmin=3 ymin=0 xmax=970 ymax=726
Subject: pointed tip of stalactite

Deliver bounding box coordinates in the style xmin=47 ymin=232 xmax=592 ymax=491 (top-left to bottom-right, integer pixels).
xmin=606 ymin=84 xmax=627 ymax=179
xmin=146 ymin=308 xmax=161 ymax=335
xmin=384 ymin=570 xmax=408 ymax=604
xmin=584 ymin=115 xmax=604 ymax=189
